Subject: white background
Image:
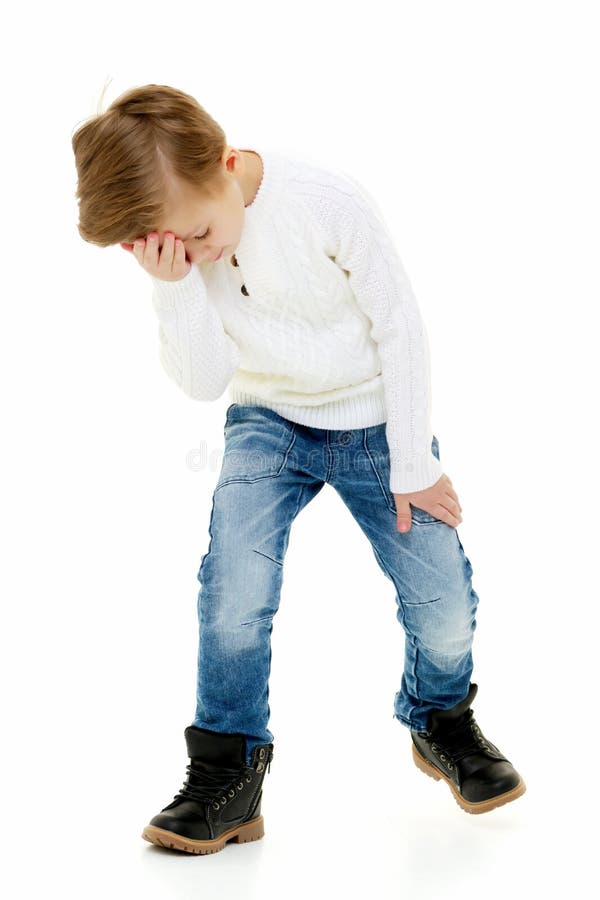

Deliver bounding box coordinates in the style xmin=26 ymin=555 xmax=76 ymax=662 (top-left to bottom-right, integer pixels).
xmin=2 ymin=0 xmax=598 ymax=896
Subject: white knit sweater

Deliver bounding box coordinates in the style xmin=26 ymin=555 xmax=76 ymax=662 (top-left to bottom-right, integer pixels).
xmin=149 ymin=149 xmax=444 ymax=494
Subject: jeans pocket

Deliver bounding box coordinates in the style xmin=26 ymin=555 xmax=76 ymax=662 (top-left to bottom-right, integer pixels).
xmin=409 ymin=505 xmax=442 ymax=525
xmin=225 ymin=403 xmax=239 ymax=427
xmin=216 ymin=407 xmax=296 ymax=491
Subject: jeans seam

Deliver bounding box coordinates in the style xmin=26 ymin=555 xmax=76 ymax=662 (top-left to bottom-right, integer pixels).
xmin=370 ymin=543 xmax=422 ymax=730
xmin=324 ymin=441 xmax=333 ymax=483
xmin=362 ymin=431 xmax=396 ymax=515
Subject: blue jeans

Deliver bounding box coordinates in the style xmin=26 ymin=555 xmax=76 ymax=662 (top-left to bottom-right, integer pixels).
xmin=193 ymin=404 xmax=479 ymax=766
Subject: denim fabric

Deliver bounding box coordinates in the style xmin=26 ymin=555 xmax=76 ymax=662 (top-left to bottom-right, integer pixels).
xmin=193 ymin=404 xmax=479 ymax=766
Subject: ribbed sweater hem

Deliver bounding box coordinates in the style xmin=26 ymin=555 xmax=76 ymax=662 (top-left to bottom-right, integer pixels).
xmin=227 ymin=386 xmax=387 ymax=430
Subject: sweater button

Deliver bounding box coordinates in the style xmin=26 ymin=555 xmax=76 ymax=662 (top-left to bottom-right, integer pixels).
xmin=230 ymin=254 xmax=239 ymax=266
xmin=241 ymin=284 xmax=249 ymax=296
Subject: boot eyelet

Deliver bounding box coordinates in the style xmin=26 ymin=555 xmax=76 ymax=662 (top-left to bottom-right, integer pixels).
xmin=259 ymin=748 xmax=266 ymax=759
xmin=448 ymin=762 xmax=454 ymax=770
xmin=220 ymin=797 xmax=227 ymax=806
xmin=237 ymin=781 xmax=244 ymax=790
xmin=245 ymin=774 xmax=252 ymax=783
xmin=256 ymin=761 xmax=264 ymax=773
xmin=228 ymin=788 xmax=236 ymax=798
xmin=440 ymin=754 xmax=447 ymax=761
xmin=212 ymin=801 xmax=220 ymax=810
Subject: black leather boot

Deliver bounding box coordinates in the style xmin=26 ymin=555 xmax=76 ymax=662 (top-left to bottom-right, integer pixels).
xmin=142 ymin=726 xmax=274 ymax=854
xmin=410 ymin=683 xmax=526 ymax=814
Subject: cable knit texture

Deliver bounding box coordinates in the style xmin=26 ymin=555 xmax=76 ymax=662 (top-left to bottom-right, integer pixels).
xmin=149 ymin=149 xmax=443 ymax=493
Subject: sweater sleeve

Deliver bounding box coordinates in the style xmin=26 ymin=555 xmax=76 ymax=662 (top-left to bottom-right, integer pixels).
xmin=304 ymin=173 xmax=444 ymax=494
xmin=149 ymin=264 xmax=240 ymax=402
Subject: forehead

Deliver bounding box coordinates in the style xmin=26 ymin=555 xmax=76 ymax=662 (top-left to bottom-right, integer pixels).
xmin=163 ymin=171 xmax=225 ymax=213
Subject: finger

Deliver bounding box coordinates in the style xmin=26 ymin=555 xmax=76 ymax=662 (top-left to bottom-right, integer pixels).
xmin=158 ymin=232 xmax=175 ymax=273
xmin=169 ymin=236 xmax=184 ymax=273
xmin=397 ymin=514 xmax=412 ymax=533
xmin=444 ymin=486 xmax=462 ymax=512
xmin=145 ymin=232 xmax=160 ymax=268
xmin=443 ymin=507 xmax=463 ymax=527
xmin=395 ymin=498 xmax=412 ymax=533
xmin=445 ymin=484 xmax=459 ymax=502
xmin=120 ymin=242 xmax=134 ymax=252
xmin=444 ymin=493 xmax=462 ymax=514
xmin=174 ymin=238 xmax=186 ymax=268
xmin=132 ymin=238 xmax=146 ymax=264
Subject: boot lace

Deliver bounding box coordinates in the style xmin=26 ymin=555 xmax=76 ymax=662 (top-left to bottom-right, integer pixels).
xmin=174 ymin=748 xmax=272 ymax=810
xmin=426 ymin=710 xmax=494 ymax=770
xmin=175 ymin=760 xmax=251 ymax=808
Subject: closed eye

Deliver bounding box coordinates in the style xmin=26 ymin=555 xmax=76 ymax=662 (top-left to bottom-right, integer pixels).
xmin=194 ymin=229 xmax=210 ymax=240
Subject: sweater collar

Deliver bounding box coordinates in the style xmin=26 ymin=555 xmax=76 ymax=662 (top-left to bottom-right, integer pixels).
xmin=238 ymin=147 xmax=284 ymax=224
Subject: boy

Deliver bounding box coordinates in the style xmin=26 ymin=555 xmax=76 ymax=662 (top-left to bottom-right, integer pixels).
xmin=71 ymin=83 xmax=526 ymax=855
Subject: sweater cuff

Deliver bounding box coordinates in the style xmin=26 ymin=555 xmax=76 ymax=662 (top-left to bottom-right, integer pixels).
xmin=388 ymin=450 xmax=444 ymax=495
xmin=149 ymin=264 xmax=205 ymax=307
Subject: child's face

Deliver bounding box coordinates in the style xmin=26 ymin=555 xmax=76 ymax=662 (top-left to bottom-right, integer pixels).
xmin=154 ymin=167 xmax=247 ymax=265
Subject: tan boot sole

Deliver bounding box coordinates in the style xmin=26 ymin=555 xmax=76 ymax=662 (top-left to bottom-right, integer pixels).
xmin=412 ymin=744 xmax=526 ymax=814
xmin=141 ymin=815 xmax=265 ymax=854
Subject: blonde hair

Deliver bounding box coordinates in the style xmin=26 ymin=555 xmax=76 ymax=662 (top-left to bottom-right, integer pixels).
xmin=71 ymin=83 xmax=228 ymax=247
